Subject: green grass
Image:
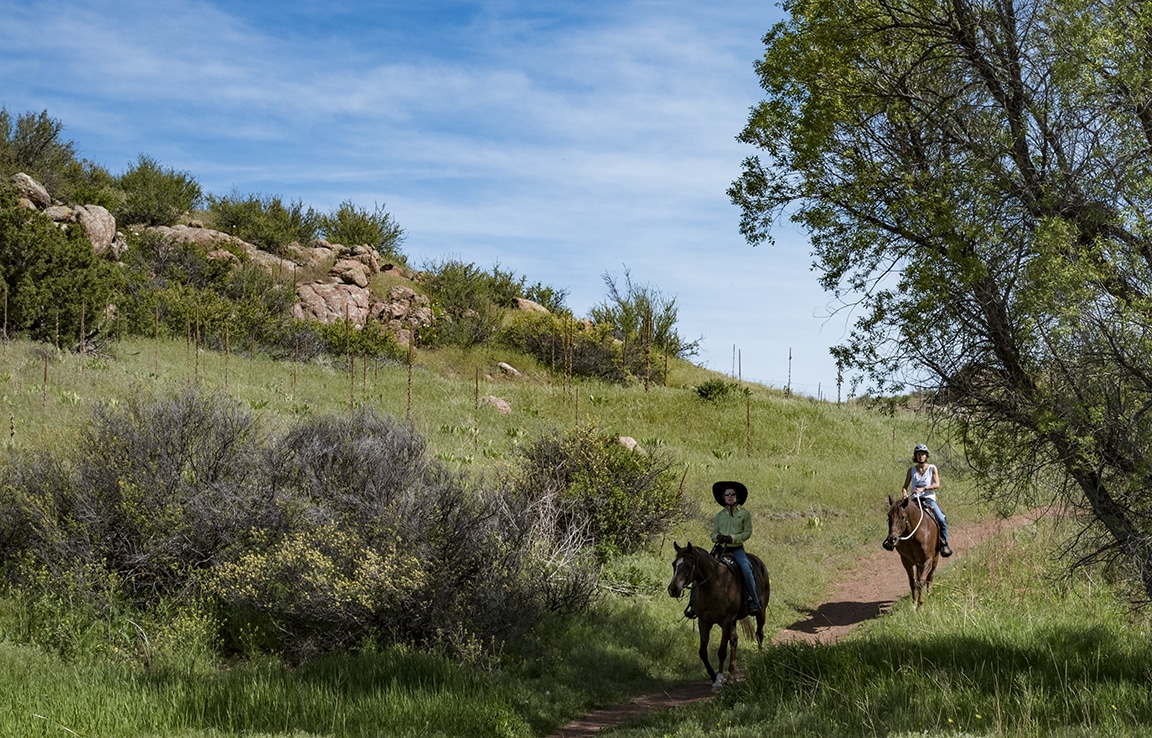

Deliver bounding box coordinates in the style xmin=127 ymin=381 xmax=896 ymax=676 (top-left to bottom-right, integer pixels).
xmin=602 ymin=522 xmax=1152 ymax=738
xmin=0 ymin=335 xmax=1017 ymax=737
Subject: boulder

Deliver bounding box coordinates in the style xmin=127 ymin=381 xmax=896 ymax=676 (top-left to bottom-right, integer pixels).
xmin=11 ymin=173 xmax=49 ymax=208
xmin=514 ymin=297 xmax=549 ymax=313
xmin=292 ymin=281 xmax=374 ymax=325
xmin=44 ymin=205 xmax=74 ymax=221
xmin=74 ymin=204 xmax=117 ymax=255
xmin=497 ymin=361 xmax=522 ymax=377
xmin=481 ymin=395 xmax=512 ymax=414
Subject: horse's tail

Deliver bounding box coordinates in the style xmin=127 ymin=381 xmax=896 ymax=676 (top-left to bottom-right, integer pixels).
xmin=740 ymin=617 xmax=755 ymax=640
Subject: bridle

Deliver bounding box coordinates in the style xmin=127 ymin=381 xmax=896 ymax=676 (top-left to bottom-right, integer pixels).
xmin=896 ymin=495 xmax=926 ymax=541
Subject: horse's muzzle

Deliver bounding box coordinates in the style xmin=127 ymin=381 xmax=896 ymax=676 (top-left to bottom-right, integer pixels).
xmin=882 ymin=537 xmax=896 ymax=551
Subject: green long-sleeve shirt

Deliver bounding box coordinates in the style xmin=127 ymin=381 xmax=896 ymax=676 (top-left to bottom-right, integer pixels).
xmin=711 ymin=505 xmax=752 ymax=547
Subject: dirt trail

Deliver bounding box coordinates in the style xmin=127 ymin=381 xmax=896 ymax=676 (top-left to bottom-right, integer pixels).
xmin=546 ymin=513 xmax=1035 ymax=737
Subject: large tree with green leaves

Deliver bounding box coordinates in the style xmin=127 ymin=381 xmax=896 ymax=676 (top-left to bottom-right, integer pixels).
xmin=730 ymin=0 xmax=1152 ymax=599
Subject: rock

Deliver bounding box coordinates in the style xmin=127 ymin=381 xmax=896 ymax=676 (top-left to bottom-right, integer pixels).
xmin=292 ymin=281 xmax=373 ymax=325
xmin=11 ymin=173 xmax=49 ymax=208
xmin=481 ymin=395 xmax=512 ymax=414
xmin=44 ymin=205 xmax=74 ymax=221
xmin=497 ymin=361 xmax=521 ymax=377
xmin=74 ymin=205 xmax=117 ymax=255
xmin=515 ymin=297 xmax=549 ymax=313
xmin=331 ymin=258 xmax=371 ymax=288
xmin=618 ymin=436 xmax=644 ymax=453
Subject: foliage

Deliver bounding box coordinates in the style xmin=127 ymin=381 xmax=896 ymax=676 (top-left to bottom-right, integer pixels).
xmin=114 ymin=154 xmax=202 ymax=226
xmin=0 ymin=389 xmax=603 ymax=660
xmin=418 ymin=258 xmax=523 ymax=348
xmin=524 ymin=280 xmax=569 ymax=314
xmin=508 ymin=424 xmax=689 ymax=560
xmin=312 ymin=318 xmax=407 ymax=361
xmin=116 ymin=229 xmax=296 ymax=351
xmin=0 ymin=184 xmax=121 ymax=341
xmin=730 ymin=0 xmax=1152 ymax=603
xmin=498 ymin=311 xmax=668 ymax=385
xmin=0 ymin=108 xmax=74 ymax=195
xmin=589 ymin=269 xmax=700 ymax=360
xmin=693 ymin=378 xmax=749 ymax=402
xmin=206 ymin=190 xmax=319 ymax=253
xmin=319 ymin=200 xmax=406 ymax=263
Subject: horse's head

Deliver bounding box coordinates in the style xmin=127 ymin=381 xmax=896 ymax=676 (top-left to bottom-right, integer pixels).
xmin=667 ymin=542 xmax=699 ymax=598
xmin=883 ymin=495 xmax=909 ymax=550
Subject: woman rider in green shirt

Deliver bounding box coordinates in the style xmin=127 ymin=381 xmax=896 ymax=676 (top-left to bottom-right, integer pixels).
xmin=711 ymin=481 xmax=761 ymax=614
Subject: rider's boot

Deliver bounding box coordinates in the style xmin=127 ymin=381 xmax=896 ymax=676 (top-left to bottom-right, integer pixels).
xmin=940 ymin=539 xmax=953 ymax=557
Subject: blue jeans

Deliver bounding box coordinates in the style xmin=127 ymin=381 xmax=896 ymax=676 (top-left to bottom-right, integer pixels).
xmin=728 ymin=547 xmax=760 ymax=608
xmin=912 ymin=495 xmax=949 ymax=542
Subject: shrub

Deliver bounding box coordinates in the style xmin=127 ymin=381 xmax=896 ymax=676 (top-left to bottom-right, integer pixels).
xmin=498 ymin=311 xmax=667 ymax=385
xmin=320 ymin=200 xmax=406 ymax=262
xmin=206 ymin=190 xmax=319 ymax=252
xmin=313 ymin=319 xmax=407 ymax=361
xmin=0 ymin=394 xmax=598 ymax=660
xmin=114 ymin=154 xmax=202 ymax=226
xmin=509 ymin=424 xmax=689 ymax=560
xmin=116 ymin=229 xmax=296 ymax=351
xmin=0 ymin=184 xmax=122 ymax=342
xmin=0 ymin=108 xmax=77 ymax=196
xmin=590 ymin=269 xmax=700 ymax=359
xmin=694 ymin=378 xmax=751 ymax=402
xmin=524 ymin=280 xmax=569 ymax=314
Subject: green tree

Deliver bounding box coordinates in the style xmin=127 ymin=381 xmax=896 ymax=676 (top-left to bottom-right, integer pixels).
xmin=320 ymin=200 xmax=406 ymax=262
xmin=0 ymin=108 xmax=76 ymax=192
xmin=115 ymin=154 xmax=202 ymax=226
xmin=590 ymin=269 xmax=699 ymax=359
xmin=730 ymin=0 xmax=1152 ymax=600
xmin=207 ymin=191 xmax=319 ymax=252
xmin=0 ymin=184 xmax=120 ymax=341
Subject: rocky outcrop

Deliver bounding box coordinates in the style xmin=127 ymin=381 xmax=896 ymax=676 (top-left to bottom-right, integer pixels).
xmin=11 ymin=173 xmax=127 ymax=256
xmin=9 ymin=172 xmax=436 ymax=345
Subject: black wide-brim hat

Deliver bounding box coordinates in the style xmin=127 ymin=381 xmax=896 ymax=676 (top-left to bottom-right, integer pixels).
xmin=713 ymin=481 xmax=748 ymax=506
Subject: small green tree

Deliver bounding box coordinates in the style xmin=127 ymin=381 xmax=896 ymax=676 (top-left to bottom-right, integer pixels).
xmin=115 ymin=154 xmax=202 ymax=226
xmin=590 ymin=269 xmax=699 ymax=359
xmin=207 ymin=191 xmax=319 ymax=252
xmin=0 ymin=184 xmax=120 ymax=341
xmin=320 ymin=200 xmax=406 ymax=262
xmin=0 ymin=108 xmax=76 ymax=193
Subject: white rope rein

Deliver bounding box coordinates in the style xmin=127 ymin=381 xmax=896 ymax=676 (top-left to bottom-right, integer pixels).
xmin=897 ymin=495 xmax=926 ymax=541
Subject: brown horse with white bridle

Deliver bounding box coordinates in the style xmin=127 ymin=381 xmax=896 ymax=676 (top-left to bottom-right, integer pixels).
xmin=667 ymin=542 xmax=769 ymax=686
xmin=883 ymin=495 xmax=941 ymax=608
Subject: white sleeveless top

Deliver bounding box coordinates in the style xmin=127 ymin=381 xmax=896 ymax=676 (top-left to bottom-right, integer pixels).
xmin=910 ymin=464 xmax=937 ymax=500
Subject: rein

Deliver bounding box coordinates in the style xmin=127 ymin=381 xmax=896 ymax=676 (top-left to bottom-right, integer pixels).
xmin=897 ymin=495 xmax=926 ymax=541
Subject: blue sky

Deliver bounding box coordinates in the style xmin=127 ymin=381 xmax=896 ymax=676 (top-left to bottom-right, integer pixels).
xmin=1 ymin=0 xmax=851 ymax=398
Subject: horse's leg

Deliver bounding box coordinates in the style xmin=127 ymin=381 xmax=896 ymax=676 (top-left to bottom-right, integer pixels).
xmin=698 ymin=620 xmax=716 ymax=681
xmin=901 ymin=557 xmax=917 ymax=603
xmin=924 ymin=554 xmax=940 ymax=593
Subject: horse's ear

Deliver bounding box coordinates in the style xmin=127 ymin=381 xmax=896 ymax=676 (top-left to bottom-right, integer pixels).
xmin=673 ymin=542 xmax=683 ymax=553
xmin=888 ymin=495 xmax=894 ymax=506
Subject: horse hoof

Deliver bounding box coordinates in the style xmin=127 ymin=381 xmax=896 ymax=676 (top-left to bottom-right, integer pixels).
xmin=712 ymin=673 xmax=726 ymax=688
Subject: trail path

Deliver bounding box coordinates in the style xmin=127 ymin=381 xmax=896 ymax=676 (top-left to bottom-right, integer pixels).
xmin=546 ymin=513 xmax=1035 ymax=737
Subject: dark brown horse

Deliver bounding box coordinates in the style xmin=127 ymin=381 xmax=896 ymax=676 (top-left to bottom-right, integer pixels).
xmin=667 ymin=542 xmax=769 ymax=686
xmin=883 ymin=495 xmax=941 ymax=608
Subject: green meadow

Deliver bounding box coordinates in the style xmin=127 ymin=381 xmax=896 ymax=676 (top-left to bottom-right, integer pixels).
xmin=2 ymin=337 xmax=1146 ymax=737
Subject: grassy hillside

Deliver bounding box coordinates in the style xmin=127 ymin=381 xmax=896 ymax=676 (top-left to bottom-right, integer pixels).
xmin=3 ymin=335 xmax=1090 ymax=738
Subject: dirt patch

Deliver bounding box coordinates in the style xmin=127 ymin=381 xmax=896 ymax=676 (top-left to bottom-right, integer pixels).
xmin=546 ymin=513 xmax=1034 ymax=737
